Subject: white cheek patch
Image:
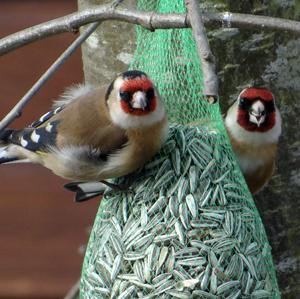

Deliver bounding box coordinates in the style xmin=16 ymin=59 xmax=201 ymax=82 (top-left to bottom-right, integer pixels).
xmin=114 ymin=77 xmax=125 ymax=94
xmin=109 ymin=99 xmax=165 ymax=129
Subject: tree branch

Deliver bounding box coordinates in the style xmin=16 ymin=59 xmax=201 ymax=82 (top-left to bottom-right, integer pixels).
xmin=0 ymin=4 xmax=300 ymax=56
xmin=0 ymin=22 xmax=100 ymax=132
xmin=185 ymin=0 xmax=218 ymax=98
xmin=63 ymin=279 xmax=80 ymax=299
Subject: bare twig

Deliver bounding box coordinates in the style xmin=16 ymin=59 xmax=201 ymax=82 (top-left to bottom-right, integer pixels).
xmin=0 ymin=22 xmax=100 ymax=132
xmin=0 ymin=4 xmax=300 ymax=56
xmin=185 ymin=0 xmax=218 ymax=98
xmin=63 ymin=279 xmax=80 ymax=299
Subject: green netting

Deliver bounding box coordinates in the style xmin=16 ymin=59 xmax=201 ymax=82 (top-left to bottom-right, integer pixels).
xmin=132 ymin=0 xmax=222 ymax=128
xmin=80 ymin=0 xmax=280 ymax=298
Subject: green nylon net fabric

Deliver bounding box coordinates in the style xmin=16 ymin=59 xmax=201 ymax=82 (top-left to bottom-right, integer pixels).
xmin=80 ymin=1 xmax=280 ymax=298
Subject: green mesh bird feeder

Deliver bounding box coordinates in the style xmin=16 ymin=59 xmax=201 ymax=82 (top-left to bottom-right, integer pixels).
xmin=80 ymin=1 xmax=280 ymax=298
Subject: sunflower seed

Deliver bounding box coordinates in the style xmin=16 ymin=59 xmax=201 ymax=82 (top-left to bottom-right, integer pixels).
xmin=175 ymin=221 xmax=185 ymax=245
xmin=110 ymin=235 xmax=123 ymax=255
xmin=145 ymin=157 xmax=167 ymax=170
xmin=169 ymin=196 xmax=178 ymax=218
xmin=111 ymin=255 xmax=122 ymax=281
xmin=200 ymin=159 xmax=216 ymax=180
xmin=116 ymin=285 xmax=135 ymax=299
xmin=178 ymin=279 xmax=200 ymax=291
xmin=176 ymin=129 xmax=186 ymax=154
xmin=148 ymin=196 xmax=166 ymax=214
xmin=156 ymin=246 xmax=169 ymax=273
xmin=171 ymin=148 xmax=181 ymax=176
xmin=152 ymin=273 xmax=172 ymax=285
xmin=217 ymin=280 xmax=240 ymax=295
xmin=162 ymin=139 xmax=176 ymax=154
xmin=154 ymin=233 xmax=177 ymax=244
xmin=186 ymin=194 xmax=197 ymax=218
xmin=134 ymin=233 xmax=153 ymax=249
xmin=178 ymin=177 xmax=189 ymax=202
xmin=94 ymin=286 xmax=110 ymax=296
xmin=166 ymin=247 xmax=175 ymax=272
xmin=182 ymin=156 xmax=192 ymax=176
xmin=174 ymin=247 xmax=199 ymax=258
xmin=251 ymin=290 xmax=271 ymax=298
xmin=213 ymin=170 xmax=230 ymax=184
xmin=192 ymin=289 xmax=218 ymax=298
xmin=200 ymin=263 xmax=211 ymax=290
xmin=140 ymin=204 xmax=148 ymax=227
xmin=122 ymin=197 xmax=128 ymax=222
xmin=130 ymin=280 xmax=153 ymax=290
xmin=190 ymin=240 xmax=211 ymax=252
xmin=219 ymin=185 xmax=228 ymax=205
xmin=189 ymin=165 xmax=198 ymax=193
xmin=210 ymin=268 xmax=218 ymax=294
xmin=153 ymin=170 xmax=174 ymax=190
xmin=239 ymin=253 xmax=258 ymax=280
xmin=200 ymin=187 xmax=213 ymax=207
xmin=155 ymin=159 xmax=172 ymax=180
xmin=111 ymin=279 xmax=122 ymax=298
xmin=166 ymin=289 xmax=191 ymax=298
xmin=177 ymin=257 xmax=206 ymax=267
xmin=123 ymin=252 xmax=145 ymax=261
xmin=225 ymin=289 xmax=241 ymax=299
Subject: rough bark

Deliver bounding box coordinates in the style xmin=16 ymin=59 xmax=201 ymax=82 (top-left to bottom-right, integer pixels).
xmin=78 ymin=0 xmax=135 ymax=85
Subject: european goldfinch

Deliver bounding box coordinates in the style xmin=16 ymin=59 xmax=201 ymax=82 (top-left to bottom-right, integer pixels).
xmin=224 ymin=87 xmax=282 ymax=194
xmin=0 ymin=70 xmax=168 ymax=186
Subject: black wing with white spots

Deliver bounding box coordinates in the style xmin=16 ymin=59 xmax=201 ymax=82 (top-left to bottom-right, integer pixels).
xmin=8 ymin=120 xmax=60 ymax=152
xmin=3 ymin=105 xmax=65 ymax=153
xmin=30 ymin=105 xmax=64 ymax=128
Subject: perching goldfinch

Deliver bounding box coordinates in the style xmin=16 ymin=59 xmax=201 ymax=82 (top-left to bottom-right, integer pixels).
xmin=0 ymin=70 xmax=168 ymax=185
xmin=224 ymin=87 xmax=282 ymax=194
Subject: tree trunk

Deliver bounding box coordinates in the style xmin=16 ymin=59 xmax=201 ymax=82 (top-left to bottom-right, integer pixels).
xmin=78 ymin=0 xmax=135 ymax=86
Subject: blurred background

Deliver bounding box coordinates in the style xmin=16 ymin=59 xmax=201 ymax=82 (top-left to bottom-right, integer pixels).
xmin=0 ymin=1 xmax=99 ymax=298
xmin=0 ymin=0 xmax=299 ymax=298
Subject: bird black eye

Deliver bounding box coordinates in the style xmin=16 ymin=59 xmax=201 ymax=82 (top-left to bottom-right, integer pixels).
xmin=119 ymin=91 xmax=130 ymax=101
xmin=239 ymin=97 xmax=251 ymax=109
xmin=146 ymin=88 xmax=155 ymax=99
xmin=265 ymin=100 xmax=275 ymax=112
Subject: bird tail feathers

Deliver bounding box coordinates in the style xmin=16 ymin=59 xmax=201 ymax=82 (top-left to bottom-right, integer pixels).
xmin=0 ymin=146 xmax=19 ymax=164
xmin=64 ymin=181 xmax=107 ymax=202
xmin=0 ymin=129 xmax=14 ymax=145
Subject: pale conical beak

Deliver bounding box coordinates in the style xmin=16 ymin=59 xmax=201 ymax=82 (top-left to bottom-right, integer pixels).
xmin=249 ymin=100 xmax=266 ymax=127
xmin=132 ymin=91 xmax=147 ymax=110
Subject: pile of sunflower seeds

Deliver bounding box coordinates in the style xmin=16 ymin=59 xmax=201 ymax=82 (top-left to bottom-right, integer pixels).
xmin=81 ymin=124 xmax=280 ymax=299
